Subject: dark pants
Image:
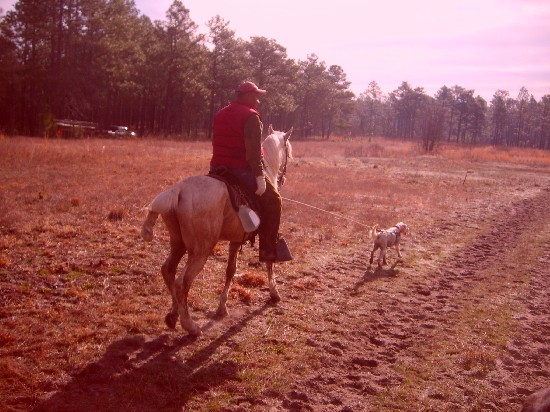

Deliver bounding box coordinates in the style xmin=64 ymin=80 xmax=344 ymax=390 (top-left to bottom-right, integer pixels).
xmin=257 ymin=177 xmax=281 ymax=257
xmin=215 ymin=167 xmax=281 ymax=256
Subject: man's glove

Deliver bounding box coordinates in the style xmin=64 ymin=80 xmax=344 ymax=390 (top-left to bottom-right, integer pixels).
xmin=255 ymin=175 xmax=266 ymax=196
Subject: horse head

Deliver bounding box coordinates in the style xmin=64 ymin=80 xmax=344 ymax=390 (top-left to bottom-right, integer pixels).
xmin=263 ymin=125 xmax=293 ymax=190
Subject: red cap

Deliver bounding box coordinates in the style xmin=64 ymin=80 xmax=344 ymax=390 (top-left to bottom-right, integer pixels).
xmin=237 ymin=81 xmax=267 ymax=95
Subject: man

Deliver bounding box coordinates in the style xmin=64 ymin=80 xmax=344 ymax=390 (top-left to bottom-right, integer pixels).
xmin=210 ymin=81 xmax=282 ymax=262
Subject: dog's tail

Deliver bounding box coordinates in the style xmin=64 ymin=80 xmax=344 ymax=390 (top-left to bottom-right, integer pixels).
xmin=368 ymin=224 xmax=380 ymax=241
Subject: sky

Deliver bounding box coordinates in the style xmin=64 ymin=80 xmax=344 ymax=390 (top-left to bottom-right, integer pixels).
xmin=1 ymin=0 xmax=549 ymax=101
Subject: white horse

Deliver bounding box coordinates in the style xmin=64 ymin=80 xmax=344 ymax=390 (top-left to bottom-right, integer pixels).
xmin=141 ymin=126 xmax=293 ymax=336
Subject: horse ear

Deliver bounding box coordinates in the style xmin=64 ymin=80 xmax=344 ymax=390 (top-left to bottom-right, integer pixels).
xmin=268 ymin=124 xmax=274 ymax=135
xmin=284 ymin=127 xmax=293 ymax=141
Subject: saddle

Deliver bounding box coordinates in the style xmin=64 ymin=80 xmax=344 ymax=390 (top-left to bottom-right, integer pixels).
xmin=208 ymin=167 xmax=292 ymax=261
xmin=207 ymin=167 xmax=261 ymax=230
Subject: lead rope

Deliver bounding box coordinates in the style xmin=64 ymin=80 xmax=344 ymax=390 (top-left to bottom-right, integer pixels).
xmin=281 ymin=197 xmax=417 ymax=243
xmin=280 ymin=197 xmax=373 ymax=229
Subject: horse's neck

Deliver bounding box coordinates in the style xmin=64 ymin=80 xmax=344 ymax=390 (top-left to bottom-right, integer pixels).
xmin=264 ymin=159 xmax=279 ymax=191
xmin=262 ymin=135 xmax=282 ymax=190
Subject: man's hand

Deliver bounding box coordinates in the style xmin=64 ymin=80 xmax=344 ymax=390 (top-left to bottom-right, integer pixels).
xmin=255 ymin=176 xmax=266 ymax=196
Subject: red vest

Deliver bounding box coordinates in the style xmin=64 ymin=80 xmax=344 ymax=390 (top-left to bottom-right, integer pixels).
xmin=211 ymin=101 xmax=259 ymax=169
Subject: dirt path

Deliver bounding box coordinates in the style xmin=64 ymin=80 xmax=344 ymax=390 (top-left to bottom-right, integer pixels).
xmin=260 ymin=188 xmax=550 ymax=411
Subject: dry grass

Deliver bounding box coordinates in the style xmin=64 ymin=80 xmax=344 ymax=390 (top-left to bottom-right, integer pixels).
xmin=1 ymin=135 xmax=549 ymax=411
xmin=440 ymin=144 xmax=550 ymax=166
xmin=291 ymin=137 xmax=421 ymax=159
xmin=292 ymin=136 xmax=550 ymax=166
xmin=236 ymin=271 xmax=267 ymax=288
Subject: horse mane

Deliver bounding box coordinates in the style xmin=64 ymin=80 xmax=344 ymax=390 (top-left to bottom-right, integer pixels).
xmin=262 ymin=131 xmax=293 ymax=190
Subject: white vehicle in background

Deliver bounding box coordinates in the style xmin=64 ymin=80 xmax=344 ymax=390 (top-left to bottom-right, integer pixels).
xmin=106 ymin=125 xmax=136 ymax=137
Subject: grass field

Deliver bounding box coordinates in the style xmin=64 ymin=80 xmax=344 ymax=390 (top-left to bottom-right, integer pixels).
xmin=1 ymin=135 xmax=549 ymax=411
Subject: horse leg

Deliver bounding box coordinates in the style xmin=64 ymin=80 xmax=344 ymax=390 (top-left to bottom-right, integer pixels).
xmin=175 ymin=254 xmax=209 ymax=336
xmin=161 ymin=239 xmax=186 ymax=329
xmin=266 ymin=262 xmax=281 ymax=303
xmin=159 ymin=212 xmax=186 ymax=329
xmin=216 ymin=242 xmax=240 ymax=318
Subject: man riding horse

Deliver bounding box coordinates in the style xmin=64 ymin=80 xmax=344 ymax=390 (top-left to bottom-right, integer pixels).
xmin=210 ymin=81 xmax=284 ymax=262
xmin=141 ymin=93 xmax=292 ymax=335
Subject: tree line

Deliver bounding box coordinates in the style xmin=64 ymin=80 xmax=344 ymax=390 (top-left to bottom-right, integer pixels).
xmin=1 ymin=0 xmax=548 ymax=149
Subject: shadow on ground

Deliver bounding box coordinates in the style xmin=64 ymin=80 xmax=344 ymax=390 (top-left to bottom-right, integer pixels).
xmin=364 ymin=261 xmax=401 ymax=280
xmin=34 ymin=303 xmax=272 ymax=412
xmin=349 ymin=261 xmax=402 ymax=296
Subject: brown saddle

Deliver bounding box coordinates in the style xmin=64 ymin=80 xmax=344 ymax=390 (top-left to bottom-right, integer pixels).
xmin=208 ymin=167 xmax=291 ymax=260
xmin=207 ymin=167 xmax=261 ymax=214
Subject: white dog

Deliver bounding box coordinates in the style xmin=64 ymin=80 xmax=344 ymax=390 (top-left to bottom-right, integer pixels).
xmin=369 ymin=222 xmax=409 ymax=267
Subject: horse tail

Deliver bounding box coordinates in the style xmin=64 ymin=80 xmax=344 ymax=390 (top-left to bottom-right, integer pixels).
xmin=141 ymin=185 xmax=181 ymax=241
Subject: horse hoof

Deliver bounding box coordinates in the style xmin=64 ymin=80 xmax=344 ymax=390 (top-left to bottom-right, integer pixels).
xmin=180 ymin=318 xmax=202 ymax=337
xmin=270 ymin=293 xmax=281 ymax=303
xmin=165 ymin=313 xmax=178 ymax=329
xmin=215 ymin=306 xmax=228 ymax=318
xmin=188 ymin=327 xmax=202 ymax=337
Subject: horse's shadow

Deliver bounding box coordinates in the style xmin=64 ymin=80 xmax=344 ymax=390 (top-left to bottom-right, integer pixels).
xmin=34 ymin=303 xmax=272 ymax=412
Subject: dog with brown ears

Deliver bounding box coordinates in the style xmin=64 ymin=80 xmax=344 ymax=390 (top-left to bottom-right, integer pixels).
xmin=369 ymin=222 xmax=409 ymax=267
